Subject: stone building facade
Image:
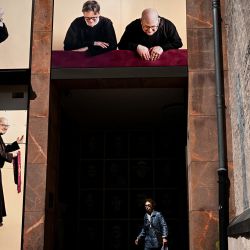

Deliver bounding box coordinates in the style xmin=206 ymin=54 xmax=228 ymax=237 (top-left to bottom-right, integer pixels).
xmin=225 ymin=0 xmax=250 ymax=249
xmin=0 ymin=0 xmax=249 ymax=249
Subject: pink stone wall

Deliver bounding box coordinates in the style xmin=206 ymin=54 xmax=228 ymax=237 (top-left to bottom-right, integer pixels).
xmin=22 ymin=0 xmax=234 ymax=249
xmin=22 ymin=0 xmax=53 ymax=249
xmin=187 ymin=0 xmax=233 ymax=249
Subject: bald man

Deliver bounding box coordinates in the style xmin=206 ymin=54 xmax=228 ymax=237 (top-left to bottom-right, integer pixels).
xmin=118 ymin=8 xmax=182 ymax=61
xmin=0 ymin=117 xmax=23 ymax=226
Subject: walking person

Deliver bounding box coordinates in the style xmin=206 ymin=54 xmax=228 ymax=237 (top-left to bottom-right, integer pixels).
xmin=135 ymin=198 xmax=168 ymax=250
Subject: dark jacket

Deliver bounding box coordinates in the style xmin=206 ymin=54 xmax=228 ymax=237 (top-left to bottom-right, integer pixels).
xmin=138 ymin=210 xmax=168 ymax=248
xmin=0 ymin=23 xmax=8 ymax=43
xmin=0 ymin=136 xmax=19 ymax=222
xmin=118 ymin=17 xmax=182 ymax=51
xmin=64 ymin=16 xmax=117 ymax=55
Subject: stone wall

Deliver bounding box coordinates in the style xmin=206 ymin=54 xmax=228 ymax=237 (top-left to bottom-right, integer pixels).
xmin=187 ymin=1 xmax=219 ymax=249
xmin=187 ymin=0 xmax=234 ymax=249
xmin=22 ymin=0 xmax=53 ymax=249
xmin=225 ymin=0 xmax=250 ymax=249
xmin=22 ymin=0 xmax=235 ymax=249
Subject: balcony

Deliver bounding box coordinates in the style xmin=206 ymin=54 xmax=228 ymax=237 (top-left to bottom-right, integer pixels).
xmin=51 ymin=49 xmax=188 ymax=81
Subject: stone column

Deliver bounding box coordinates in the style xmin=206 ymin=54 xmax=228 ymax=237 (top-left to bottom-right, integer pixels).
xmin=22 ymin=0 xmax=53 ymax=249
xmin=186 ymin=0 xmax=232 ymax=249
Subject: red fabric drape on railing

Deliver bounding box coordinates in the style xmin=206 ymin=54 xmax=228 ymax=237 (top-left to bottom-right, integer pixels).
xmin=13 ymin=151 xmax=21 ymax=193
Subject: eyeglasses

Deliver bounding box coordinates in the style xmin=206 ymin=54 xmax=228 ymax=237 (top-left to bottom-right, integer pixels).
xmin=142 ymin=25 xmax=159 ymax=31
xmin=141 ymin=17 xmax=160 ymax=32
xmin=84 ymin=16 xmax=99 ymax=21
xmin=0 ymin=124 xmax=10 ymax=128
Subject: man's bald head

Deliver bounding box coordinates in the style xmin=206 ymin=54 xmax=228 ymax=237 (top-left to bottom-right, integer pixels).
xmin=0 ymin=117 xmax=8 ymax=124
xmin=141 ymin=8 xmax=160 ymax=36
xmin=141 ymin=8 xmax=159 ymax=23
xmin=0 ymin=117 xmax=9 ymax=135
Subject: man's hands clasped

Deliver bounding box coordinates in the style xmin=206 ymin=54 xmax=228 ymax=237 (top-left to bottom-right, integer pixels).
xmin=137 ymin=45 xmax=163 ymax=61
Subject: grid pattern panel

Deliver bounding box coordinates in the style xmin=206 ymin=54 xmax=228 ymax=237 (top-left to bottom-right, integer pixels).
xmin=77 ymin=129 xmax=186 ymax=249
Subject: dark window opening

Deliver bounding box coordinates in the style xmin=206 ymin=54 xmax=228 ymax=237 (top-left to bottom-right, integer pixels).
xmin=55 ymin=87 xmax=189 ymax=250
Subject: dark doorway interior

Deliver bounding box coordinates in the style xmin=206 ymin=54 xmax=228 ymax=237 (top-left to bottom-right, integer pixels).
xmin=56 ymin=88 xmax=189 ymax=250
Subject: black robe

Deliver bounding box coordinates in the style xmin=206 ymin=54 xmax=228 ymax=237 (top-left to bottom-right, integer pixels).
xmin=64 ymin=16 xmax=117 ymax=55
xmin=0 ymin=135 xmax=19 ymax=223
xmin=118 ymin=17 xmax=183 ymax=51
xmin=0 ymin=23 xmax=8 ymax=43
